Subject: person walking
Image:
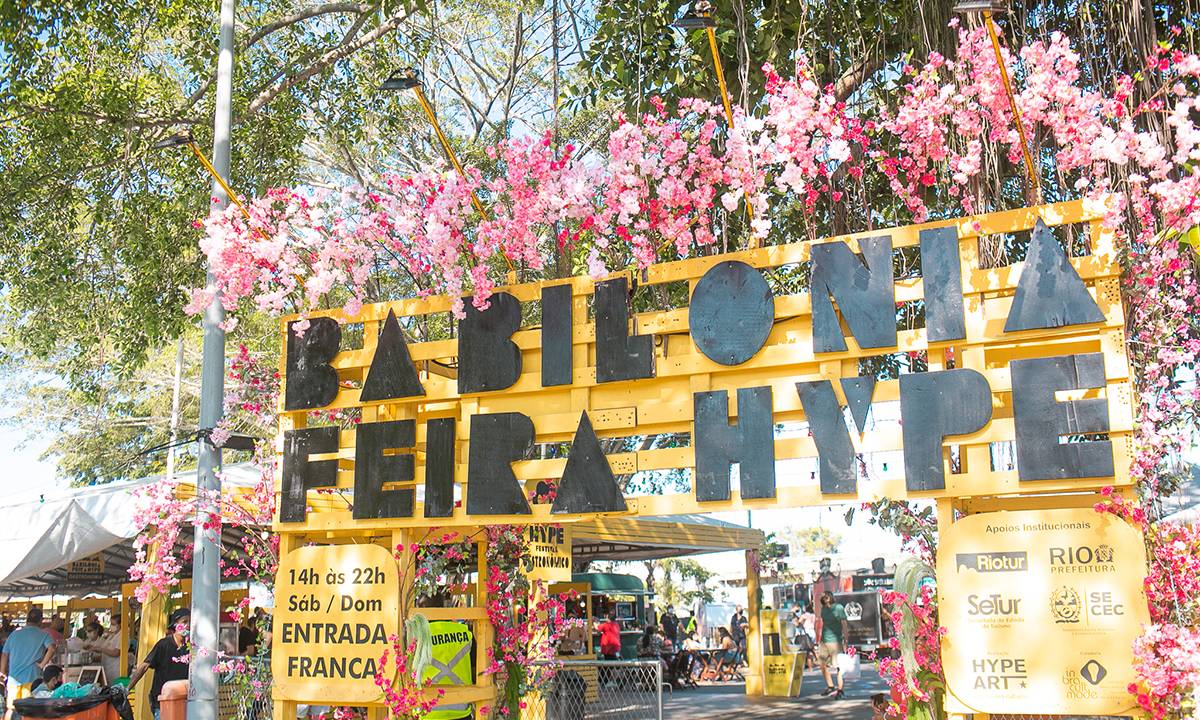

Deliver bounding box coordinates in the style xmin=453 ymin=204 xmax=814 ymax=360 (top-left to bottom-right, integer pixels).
xmin=816 ymin=592 xmax=849 ymax=699
xmin=728 ymin=607 xmax=748 ymax=667
xmin=128 ymin=609 xmax=191 ymax=720
xmin=660 ymin=605 xmax=679 ymax=646
xmin=0 ymin=608 xmax=55 ymax=720
xmin=794 ymin=603 xmax=817 ymax=670
xmin=597 ymin=612 xmax=623 ymax=688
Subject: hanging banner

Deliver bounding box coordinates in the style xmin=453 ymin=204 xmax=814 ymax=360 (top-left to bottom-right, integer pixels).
xmin=524 ymin=525 xmax=573 ymax=583
xmin=273 ymin=544 xmax=400 ymax=703
xmin=938 ymin=507 xmax=1149 ymax=715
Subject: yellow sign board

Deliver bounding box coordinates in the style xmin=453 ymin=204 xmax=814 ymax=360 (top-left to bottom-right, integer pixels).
xmin=938 ymin=507 xmax=1149 ymax=715
xmin=272 ymin=544 xmax=400 ymax=703
xmin=524 ymin=525 xmax=573 ymax=583
xmin=758 ymin=610 xmax=803 ymax=697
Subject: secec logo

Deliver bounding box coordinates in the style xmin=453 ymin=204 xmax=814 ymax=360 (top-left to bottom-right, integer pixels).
xmin=956 ymin=551 xmax=1028 ymax=573
xmin=1050 ymin=587 xmax=1082 ymax=623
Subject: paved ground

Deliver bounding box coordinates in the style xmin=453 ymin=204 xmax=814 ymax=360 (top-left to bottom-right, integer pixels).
xmin=663 ymin=665 xmax=888 ymax=719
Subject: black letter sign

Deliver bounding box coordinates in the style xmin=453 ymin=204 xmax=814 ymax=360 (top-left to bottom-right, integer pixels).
xmin=1004 ymin=220 xmax=1105 ymax=332
xmin=360 ymin=310 xmax=425 ymax=402
xmin=694 ymin=386 xmax=776 ymax=501
xmin=899 ymin=369 xmax=992 ymax=491
xmin=353 ymin=421 xmax=415 ymax=519
xmin=841 ymin=375 xmax=877 ymax=434
xmin=459 ymin=292 xmax=523 ymax=394
xmin=423 ymin=418 xmax=457 ymax=518
xmin=1011 ymin=353 xmax=1113 ymax=481
xmin=280 ymin=426 xmax=339 ymax=522
xmin=466 ymin=412 xmax=533 ymax=515
xmin=795 ymin=381 xmax=856 ymax=494
xmin=541 ymin=284 xmax=574 ymax=386
xmin=810 ymin=236 xmax=897 ymax=353
xmin=595 ymin=277 xmax=655 ymax=383
xmin=284 ymin=317 xmax=341 ymax=410
xmin=552 ymin=411 xmax=627 ymax=514
xmin=919 ymin=226 xmax=967 ymax=342
xmin=689 ymin=261 xmax=774 ymax=366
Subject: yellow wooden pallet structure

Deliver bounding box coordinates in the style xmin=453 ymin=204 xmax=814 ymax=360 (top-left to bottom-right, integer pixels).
xmin=272 ymin=197 xmax=1133 ymax=716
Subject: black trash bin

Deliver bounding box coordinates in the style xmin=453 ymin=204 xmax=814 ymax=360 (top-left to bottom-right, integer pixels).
xmin=13 ymin=686 xmax=132 ymax=720
xmin=548 ymin=670 xmax=586 ymax=720
xmin=13 ymin=695 xmax=108 ymax=720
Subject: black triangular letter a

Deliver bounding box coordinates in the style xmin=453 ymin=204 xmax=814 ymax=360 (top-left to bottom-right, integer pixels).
xmin=551 ymin=411 xmax=627 ymax=515
xmin=360 ymin=310 xmax=425 ymax=401
xmin=1004 ymin=220 xmax=1105 ymax=332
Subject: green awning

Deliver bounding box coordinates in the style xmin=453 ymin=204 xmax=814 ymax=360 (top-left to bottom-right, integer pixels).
xmin=572 ymin=573 xmax=649 ymax=595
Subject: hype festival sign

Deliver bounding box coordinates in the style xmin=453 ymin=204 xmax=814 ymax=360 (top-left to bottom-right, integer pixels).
xmin=273 ymin=197 xmax=1133 ymax=530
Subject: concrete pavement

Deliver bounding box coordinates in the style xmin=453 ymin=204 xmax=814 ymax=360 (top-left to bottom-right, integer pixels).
xmin=662 ymin=665 xmax=889 ymax=719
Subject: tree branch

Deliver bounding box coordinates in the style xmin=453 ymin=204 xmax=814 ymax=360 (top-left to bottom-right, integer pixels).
xmin=832 ymin=51 xmax=890 ymax=102
xmin=242 ymin=3 xmax=372 ymax=50
xmin=241 ymin=8 xmax=413 ymax=118
xmin=180 ymin=3 xmax=373 ymax=115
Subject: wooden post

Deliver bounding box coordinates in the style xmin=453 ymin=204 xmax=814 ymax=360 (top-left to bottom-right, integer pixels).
xmin=474 ymin=536 xmax=494 ymax=720
xmin=272 ymin=532 xmax=302 ymax=720
xmin=743 ymin=549 xmax=763 ymax=695
xmin=132 ymin=544 xmax=167 ymax=720
xmin=119 ymin=594 xmax=131 ymax=678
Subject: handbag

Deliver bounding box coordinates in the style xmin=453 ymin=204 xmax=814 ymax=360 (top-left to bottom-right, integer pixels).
xmin=836 ymin=651 xmax=861 ymax=680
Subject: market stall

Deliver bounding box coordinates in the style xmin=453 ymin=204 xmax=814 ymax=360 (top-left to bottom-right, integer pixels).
xmin=0 ymin=464 xmax=265 ymax=720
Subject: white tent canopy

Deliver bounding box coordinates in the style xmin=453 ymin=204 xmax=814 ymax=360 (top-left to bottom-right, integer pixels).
xmin=0 ymin=463 xmax=261 ymax=596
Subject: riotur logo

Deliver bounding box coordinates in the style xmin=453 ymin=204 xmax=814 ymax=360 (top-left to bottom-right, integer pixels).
xmin=956 ymin=551 xmax=1028 ymax=573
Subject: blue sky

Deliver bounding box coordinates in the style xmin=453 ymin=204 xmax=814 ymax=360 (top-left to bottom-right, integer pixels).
xmin=0 ymin=425 xmax=64 ymax=502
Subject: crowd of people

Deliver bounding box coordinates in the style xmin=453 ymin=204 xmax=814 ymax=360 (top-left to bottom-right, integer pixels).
xmin=591 ymin=592 xmax=855 ymax=698
xmin=0 ymin=607 xmax=127 ymax=716
xmin=0 ymin=604 xmax=271 ymax=720
xmin=592 ymin=603 xmax=754 ymax=688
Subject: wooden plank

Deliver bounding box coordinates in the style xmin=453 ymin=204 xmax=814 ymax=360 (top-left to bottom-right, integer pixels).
xmin=413 ymin=607 xmax=488 ymax=621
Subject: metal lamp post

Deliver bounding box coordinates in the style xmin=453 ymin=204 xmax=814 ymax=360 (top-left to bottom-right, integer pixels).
xmin=381 ymin=68 xmax=515 ymax=277
xmin=187 ymin=0 xmax=235 ymax=717
xmin=953 ymin=0 xmax=1042 ymax=201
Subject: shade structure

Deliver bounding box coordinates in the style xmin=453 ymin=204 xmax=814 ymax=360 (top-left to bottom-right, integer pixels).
xmin=0 ymin=463 xmax=263 ymax=596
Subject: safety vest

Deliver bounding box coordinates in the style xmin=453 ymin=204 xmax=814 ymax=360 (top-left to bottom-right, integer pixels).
xmin=423 ymin=621 xmax=474 ymax=720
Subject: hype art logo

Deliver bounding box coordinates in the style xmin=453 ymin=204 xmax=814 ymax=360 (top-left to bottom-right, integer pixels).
xmin=956 ymin=551 xmax=1028 ymax=573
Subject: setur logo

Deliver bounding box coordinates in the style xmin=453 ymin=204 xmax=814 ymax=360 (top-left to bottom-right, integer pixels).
xmin=967 ymin=593 xmax=1022 ymax=617
xmin=1050 ymin=587 xmax=1082 ymax=623
xmin=956 ymin=551 xmax=1028 ymax=573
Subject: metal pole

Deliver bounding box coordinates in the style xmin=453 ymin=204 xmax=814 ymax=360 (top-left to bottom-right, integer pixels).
xmin=655 ymin=659 xmax=663 ymax=720
xmin=187 ymin=0 xmax=233 ymax=716
xmin=166 ymin=338 xmax=183 ymax=483
xmin=982 ymin=10 xmax=1041 ymax=201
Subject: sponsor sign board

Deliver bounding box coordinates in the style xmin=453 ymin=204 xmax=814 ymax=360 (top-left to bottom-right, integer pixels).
xmin=938 ymin=507 xmax=1149 ymax=715
xmin=273 ymin=544 xmax=400 ymax=703
xmin=834 ymin=591 xmax=883 ymax=649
